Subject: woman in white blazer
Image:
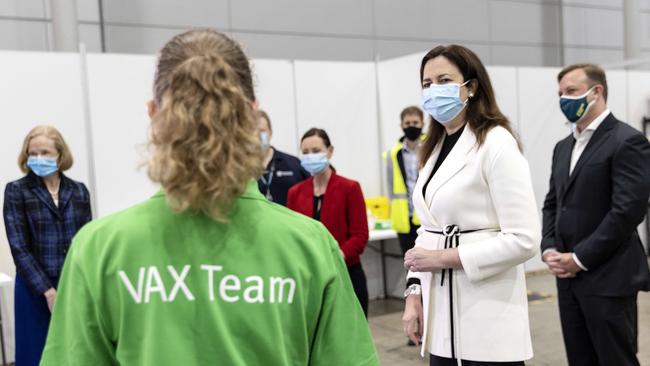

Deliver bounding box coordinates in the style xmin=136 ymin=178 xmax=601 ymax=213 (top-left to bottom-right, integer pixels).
xmin=402 ymin=45 xmax=541 ymax=366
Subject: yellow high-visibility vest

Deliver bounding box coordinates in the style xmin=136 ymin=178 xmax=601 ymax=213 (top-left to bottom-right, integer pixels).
xmin=388 ymin=143 xmax=420 ymax=233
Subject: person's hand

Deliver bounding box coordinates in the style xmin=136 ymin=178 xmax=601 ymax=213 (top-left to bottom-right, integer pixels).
xmin=402 ymin=294 xmax=423 ymax=345
xmin=404 ymin=247 xmax=440 ymax=272
xmin=44 ymin=288 xmax=57 ymax=312
xmin=544 ymin=251 xmax=579 ymax=278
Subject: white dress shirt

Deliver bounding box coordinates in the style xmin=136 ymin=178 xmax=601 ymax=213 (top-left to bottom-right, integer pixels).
xmin=570 ymin=109 xmax=610 ymax=174
xmin=547 ymin=109 xmax=611 ymax=271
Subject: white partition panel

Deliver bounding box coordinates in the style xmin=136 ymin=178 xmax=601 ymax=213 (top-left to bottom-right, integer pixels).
xmin=86 ymin=53 xmax=158 ymax=217
xmin=606 ymin=70 xmax=628 ymax=123
xmin=251 ymin=59 xmax=299 ymax=156
xmin=626 ymin=71 xmax=650 ymax=251
xmin=0 ymin=50 xmax=90 ymax=363
xmin=377 ymin=53 xmax=423 ymax=155
xmin=294 ymin=61 xmax=381 ymax=198
xmin=517 ymin=67 xmax=566 ymax=271
xmin=486 ymin=66 xmax=520 ymax=132
xmin=626 ymin=71 xmax=650 ymax=131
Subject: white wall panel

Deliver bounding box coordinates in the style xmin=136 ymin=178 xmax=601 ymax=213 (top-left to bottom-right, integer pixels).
xmin=606 ymin=70 xmax=628 ymax=123
xmin=517 ymin=67 xmax=565 ymax=271
xmin=626 ymin=71 xmax=650 ymax=131
xmin=376 ymin=53 xmax=423 ymax=157
xmin=626 ymin=71 xmax=650 ymax=251
xmin=487 ymin=66 xmax=520 ymax=132
xmin=294 ymin=60 xmax=381 ymax=198
xmin=251 ymin=59 xmax=299 ymax=155
xmin=85 ymin=53 xmax=158 ymax=218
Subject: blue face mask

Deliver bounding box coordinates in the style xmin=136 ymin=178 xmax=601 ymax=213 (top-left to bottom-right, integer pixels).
xmin=301 ymin=153 xmax=329 ymax=175
xmin=27 ymin=156 xmax=58 ymax=177
xmin=559 ymin=86 xmax=596 ymax=123
xmin=260 ymin=132 xmax=270 ymax=150
xmin=421 ymin=80 xmax=471 ymax=124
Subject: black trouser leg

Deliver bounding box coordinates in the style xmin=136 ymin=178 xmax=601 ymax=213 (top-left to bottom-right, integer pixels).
xmin=347 ymin=263 xmax=369 ymax=318
xmin=398 ymin=222 xmax=420 ymax=255
xmin=580 ymin=294 xmax=639 ymax=366
xmin=558 ymin=287 xmax=639 ymax=366
xmin=557 ymin=286 xmax=599 ymax=366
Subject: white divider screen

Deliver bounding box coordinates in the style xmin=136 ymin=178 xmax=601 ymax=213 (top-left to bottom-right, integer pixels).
xmin=487 ymin=67 xmax=520 ymax=132
xmin=626 ymin=71 xmax=650 ymax=251
xmin=85 ymin=53 xmax=158 ymax=218
xmin=251 ymin=59 xmax=299 ymax=156
xmin=294 ymin=61 xmax=382 ymax=198
xmin=0 ymin=50 xmax=90 ymax=363
xmin=377 ymin=53 xmax=422 ymax=155
xmin=607 ymin=70 xmax=629 ymax=123
xmin=626 ymin=71 xmax=650 ymax=132
xmin=516 ymin=67 xmax=565 ymax=271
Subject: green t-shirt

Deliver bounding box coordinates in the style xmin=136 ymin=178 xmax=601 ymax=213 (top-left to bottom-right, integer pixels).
xmin=40 ymin=182 xmax=379 ymax=366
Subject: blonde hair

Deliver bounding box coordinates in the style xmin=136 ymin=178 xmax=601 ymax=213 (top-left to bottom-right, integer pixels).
xmin=148 ymin=29 xmax=263 ymax=221
xmin=18 ymin=125 xmax=73 ymax=173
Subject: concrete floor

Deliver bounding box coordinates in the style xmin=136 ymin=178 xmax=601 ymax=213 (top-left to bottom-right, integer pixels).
xmin=368 ymin=271 xmax=650 ymax=366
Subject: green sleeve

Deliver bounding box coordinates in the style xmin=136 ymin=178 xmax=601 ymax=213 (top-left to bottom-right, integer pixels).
xmin=40 ymin=242 xmax=117 ymax=366
xmin=309 ymin=229 xmax=379 ymax=366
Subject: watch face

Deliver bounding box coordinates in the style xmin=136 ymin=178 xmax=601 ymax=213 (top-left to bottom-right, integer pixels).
xmin=404 ymin=284 xmax=421 ymax=298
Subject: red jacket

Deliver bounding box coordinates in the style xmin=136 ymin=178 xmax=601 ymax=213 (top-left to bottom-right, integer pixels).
xmin=287 ymin=172 xmax=368 ymax=266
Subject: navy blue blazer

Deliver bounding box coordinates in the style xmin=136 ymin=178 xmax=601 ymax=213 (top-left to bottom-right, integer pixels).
xmin=541 ymin=113 xmax=650 ymax=296
xmin=3 ymin=172 xmax=92 ymax=294
xmin=257 ymin=148 xmax=310 ymax=206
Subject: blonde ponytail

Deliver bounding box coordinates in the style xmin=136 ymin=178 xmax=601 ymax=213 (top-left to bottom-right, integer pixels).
xmin=148 ymin=33 xmax=263 ymax=221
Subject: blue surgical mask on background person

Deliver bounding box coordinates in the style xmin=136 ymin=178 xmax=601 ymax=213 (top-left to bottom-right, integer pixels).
xmin=27 ymin=156 xmax=58 ymax=177
xmin=260 ymin=131 xmax=270 ymax=150
xmin=559 ymin=86 xmax=596 ymax=123
xmin=421 ymin=80 xmax=471 ymax=124
xmin=301 ymin=153 xmax=329 ymax=175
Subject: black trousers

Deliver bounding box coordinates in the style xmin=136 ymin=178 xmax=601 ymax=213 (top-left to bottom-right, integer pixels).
xmin=558 ymin=286 xmax=639 ymax=366
xmin=429 ymin=354 xmax=524 ymax=366
xmin=397 ymin=221 xmax=420 ymax=255
xmin=347 ymin=263 xmax=369 ymax=318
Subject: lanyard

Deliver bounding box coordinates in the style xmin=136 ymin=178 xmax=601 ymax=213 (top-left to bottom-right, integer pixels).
xmin=260 ymin=161 xmax=275 ymax=200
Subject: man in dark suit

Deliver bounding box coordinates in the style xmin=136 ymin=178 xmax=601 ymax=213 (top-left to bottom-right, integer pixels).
xmin=541 ymin=63 xmax=650 ymax=366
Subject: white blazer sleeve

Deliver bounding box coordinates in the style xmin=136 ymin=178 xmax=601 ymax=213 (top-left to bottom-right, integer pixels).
xmin=457 ymin=133 xmax=541 ymax=282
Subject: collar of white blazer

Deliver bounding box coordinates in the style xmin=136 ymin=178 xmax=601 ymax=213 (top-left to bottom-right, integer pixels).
xmin=418 ymin=124 xmax=477 ymax=216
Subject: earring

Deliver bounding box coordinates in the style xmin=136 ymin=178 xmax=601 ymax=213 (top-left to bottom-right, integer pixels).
xmin=468 ymin=92 xmax=474 ymax=98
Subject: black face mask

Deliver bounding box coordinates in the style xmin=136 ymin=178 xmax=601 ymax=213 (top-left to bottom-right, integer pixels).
xmin=403 ymin=126 xmax=422 ymax=141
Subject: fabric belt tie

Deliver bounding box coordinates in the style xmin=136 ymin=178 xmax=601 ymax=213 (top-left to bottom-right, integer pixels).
xmin=424 ymin=224 xmax=490 ymax=360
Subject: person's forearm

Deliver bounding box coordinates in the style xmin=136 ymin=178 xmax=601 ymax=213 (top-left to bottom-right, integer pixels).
xmin=439 ymin=248 xmax=462 ymax=269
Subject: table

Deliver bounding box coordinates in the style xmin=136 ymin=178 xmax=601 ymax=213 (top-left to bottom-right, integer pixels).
xmin=368 ymin=229 xmax=400 ymax=299
xmin=0 ymin=273 xmax=11 ymax=366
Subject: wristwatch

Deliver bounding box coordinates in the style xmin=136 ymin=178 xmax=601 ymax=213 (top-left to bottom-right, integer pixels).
xmin=403 ymin=284 xmax=422 ymax=299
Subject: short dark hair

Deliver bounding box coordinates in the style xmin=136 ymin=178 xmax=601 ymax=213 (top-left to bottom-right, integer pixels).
xmin=400 ymin=106 xmax=423 ymax=122
xmin=301 ymin=128 xmax=332 ymax=148
xmin=557 ymin=63 xmax=608 ymax=101
xmin=258 ymin=110 xmax=272 ymax=132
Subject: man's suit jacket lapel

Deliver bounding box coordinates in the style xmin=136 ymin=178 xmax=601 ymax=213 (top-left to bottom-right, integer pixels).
xmin=561 ymin=114 xmax=616 ymax=200
xmin=555 ymin=137 xmax=573 ymax=199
